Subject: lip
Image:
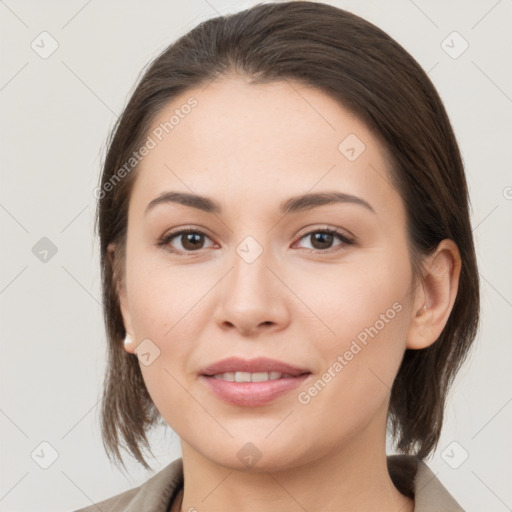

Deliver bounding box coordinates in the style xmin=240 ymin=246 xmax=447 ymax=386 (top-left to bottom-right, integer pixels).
xmin=199 ymin=356 xmax=310 ymax=377
xmin=199 ymin=357 xmax=312 ymax=407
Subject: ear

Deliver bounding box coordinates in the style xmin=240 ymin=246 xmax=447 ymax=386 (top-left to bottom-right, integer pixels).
xmin=406 ymin=239 xmax=461 ymax=350
xmin=107 ymin=242 xmax=136 ymax=354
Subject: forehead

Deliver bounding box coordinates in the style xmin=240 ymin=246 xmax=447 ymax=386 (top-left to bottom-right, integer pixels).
xmin=147 ymin=77 xmax=373 ymax=160
xmin=129 ymin=76 xmax=400 ymax=219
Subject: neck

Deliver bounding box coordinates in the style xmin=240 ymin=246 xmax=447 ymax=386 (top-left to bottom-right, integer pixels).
xmin=176 ymin=411 xmax=414 ymax=512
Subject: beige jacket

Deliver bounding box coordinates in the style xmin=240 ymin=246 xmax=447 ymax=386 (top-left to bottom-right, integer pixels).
xmin=74 ymin=455 xmax=464 ymax=511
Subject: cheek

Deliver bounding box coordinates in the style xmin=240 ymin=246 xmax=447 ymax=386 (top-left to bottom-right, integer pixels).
xmin=126 ymin=245 xmax=210 ymax=337
xmin=291 ymin=250 xmax=411 ymax=350
xmin=292 ymin=252 xmax=411 ymax=412
xmin=124 ymin=249 xmax=222 ymax=420
xmin=294 ymin=300 xmax=408 ymax=452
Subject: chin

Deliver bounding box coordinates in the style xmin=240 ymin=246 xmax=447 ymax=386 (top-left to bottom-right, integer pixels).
xmin=192 ymin=435 xmax=314 ymax=474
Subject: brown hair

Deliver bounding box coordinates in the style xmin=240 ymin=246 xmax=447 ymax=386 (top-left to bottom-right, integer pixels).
xmin=96 ymin=0 xmax=480 ymax=471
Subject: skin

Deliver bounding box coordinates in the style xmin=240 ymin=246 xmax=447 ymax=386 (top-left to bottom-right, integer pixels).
xmin=112 ymin=76 xmax=461 ymax=512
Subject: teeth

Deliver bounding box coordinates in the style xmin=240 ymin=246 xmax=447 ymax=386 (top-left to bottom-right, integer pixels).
xmin=236 ymin=371 xmax=252 ymax=382
xmin=247 ymin=371 xmax=266 ymax=382
xmin=212 ymin=371 xmax=294 ymax=382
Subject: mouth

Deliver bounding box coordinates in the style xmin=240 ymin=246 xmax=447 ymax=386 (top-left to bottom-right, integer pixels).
xmin=199 ymin=357 xmax=312 ymax=407
xmin=209 ymin=370 xmax=306 ymax=382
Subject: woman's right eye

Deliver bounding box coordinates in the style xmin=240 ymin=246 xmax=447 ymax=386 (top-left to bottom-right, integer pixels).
xmin=157 ymin=228 xmax=215 ymax=255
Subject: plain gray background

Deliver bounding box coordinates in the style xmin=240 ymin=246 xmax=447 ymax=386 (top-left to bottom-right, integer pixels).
xmin=1 ymin=1 xmax=511 ymax=511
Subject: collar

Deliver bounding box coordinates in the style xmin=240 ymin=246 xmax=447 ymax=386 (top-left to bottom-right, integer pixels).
xmin=76 ymin=455 xmax=464 ymax=511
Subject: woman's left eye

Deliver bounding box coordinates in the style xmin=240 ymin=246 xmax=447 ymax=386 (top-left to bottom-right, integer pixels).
xmin=294 ymin=228 xmax=354 ymax=252
xmin=157 ymin=227 xmax=354 ymax=255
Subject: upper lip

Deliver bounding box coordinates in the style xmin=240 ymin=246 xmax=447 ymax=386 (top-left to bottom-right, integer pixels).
xmin=200 ymin=357 xmax=310 ymax=377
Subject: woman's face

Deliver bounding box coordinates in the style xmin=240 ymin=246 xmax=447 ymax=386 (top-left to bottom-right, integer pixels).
xmin=116 ymin=77 xmax=423 ymax=470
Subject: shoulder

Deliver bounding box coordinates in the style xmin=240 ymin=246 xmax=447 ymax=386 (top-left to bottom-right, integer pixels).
xmin=414 ymin=457 xmax=464 ymax=511
xmin=387 ymin=454 xmax=464 ymax=512
xmin=73 ymin=458 xmax=183 ymax=512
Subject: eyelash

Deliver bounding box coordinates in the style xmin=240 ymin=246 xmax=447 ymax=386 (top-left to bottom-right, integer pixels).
xmin=157 ymin=226 xmax=355 ymax=256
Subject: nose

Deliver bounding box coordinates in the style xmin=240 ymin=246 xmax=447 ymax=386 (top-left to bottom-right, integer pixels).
xmin=213 ymin=246 xmax=290 ymax=337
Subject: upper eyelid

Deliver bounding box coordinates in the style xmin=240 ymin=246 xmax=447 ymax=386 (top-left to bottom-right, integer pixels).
xmin=295 ymin=224 xmax=353 ymax=240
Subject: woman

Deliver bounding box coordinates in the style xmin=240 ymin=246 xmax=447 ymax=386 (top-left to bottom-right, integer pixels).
xmin=77 ymin=1 xmax=479 ymax=510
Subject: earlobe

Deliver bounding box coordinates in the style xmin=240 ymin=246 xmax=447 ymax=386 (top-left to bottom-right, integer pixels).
xmin=107 ymin=242 xmax=135 ymax=354
xmin=406 ymin=239 xmax=461 ymax=350
xmin=123 ymin=333 xmax=136 ymax=354
xmin=119 ymin=287 xmax=136 ymax=354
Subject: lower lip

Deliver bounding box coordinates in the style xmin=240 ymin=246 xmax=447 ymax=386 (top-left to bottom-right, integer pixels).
xmin=200 ymin=374 xmax=311 ymax=407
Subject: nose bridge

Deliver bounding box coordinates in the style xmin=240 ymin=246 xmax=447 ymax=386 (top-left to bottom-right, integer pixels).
xmin=230 ymin=233 xmax=275 ymax=302
xmin=214 ymin=230 xmax=288 ymax=334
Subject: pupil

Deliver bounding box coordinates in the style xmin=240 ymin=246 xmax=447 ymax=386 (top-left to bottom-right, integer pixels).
xmin=183 ymin=233 xmax=203 ymax=250
xmin=312 ymin=232 xmax=332 ymax=249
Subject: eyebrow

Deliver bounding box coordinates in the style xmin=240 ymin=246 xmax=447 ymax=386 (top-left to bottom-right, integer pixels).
xmin=144 ymin=190 xmax=376 ymax=216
